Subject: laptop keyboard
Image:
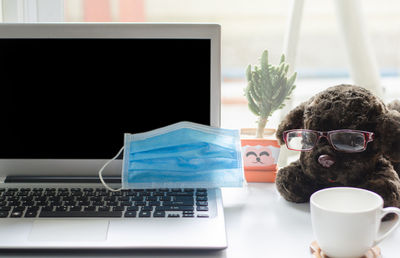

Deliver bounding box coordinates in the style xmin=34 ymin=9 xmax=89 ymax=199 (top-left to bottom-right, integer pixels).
xmin=0 ymin=188 xmax=209 ymax=218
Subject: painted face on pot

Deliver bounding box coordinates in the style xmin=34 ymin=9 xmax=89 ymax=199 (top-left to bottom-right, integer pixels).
xmin=242 ymin=145 xmax=278 ymax=167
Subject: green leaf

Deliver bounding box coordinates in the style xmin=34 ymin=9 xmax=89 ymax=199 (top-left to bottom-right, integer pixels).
xmin=246 ymin=65 xmax=252 ymax=81
xmin=287 ymin=72 xmax=297 ymax=86
xmin=284 ymin=64 xmax=289 ymax=73
xmin=280 ymin=54 xmax=285 ymax=64
xmin=246 ymin=92 xmax=260 ymax=116
xmin=261 ymin=50 xmax=269 ymax=70
xmin=249 ymin=82 xmax=261 ymax=102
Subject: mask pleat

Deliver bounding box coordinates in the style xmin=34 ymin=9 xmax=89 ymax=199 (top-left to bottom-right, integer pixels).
xmin=129 ymin=142 xmax=237 ymax=160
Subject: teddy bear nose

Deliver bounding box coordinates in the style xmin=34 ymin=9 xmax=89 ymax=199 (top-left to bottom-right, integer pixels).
xmin=318 ymin=154 xmax=336 ymax=168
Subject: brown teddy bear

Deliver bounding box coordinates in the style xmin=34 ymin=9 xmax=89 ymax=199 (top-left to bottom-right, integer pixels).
xmin=275 ymin=84 xmax=400 ymax=212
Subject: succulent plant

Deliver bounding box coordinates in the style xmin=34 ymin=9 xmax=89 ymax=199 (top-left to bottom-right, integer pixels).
xmin=245 ymin=50 xmax=297 ymax=138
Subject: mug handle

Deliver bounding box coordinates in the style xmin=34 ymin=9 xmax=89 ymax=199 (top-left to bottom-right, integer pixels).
xmin=374 ymin=207 xmax=400 ymax=246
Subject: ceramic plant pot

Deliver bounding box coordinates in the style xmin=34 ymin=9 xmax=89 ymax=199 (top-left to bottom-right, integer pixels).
xmin=240 ymin=129 xmax=280 ymax=182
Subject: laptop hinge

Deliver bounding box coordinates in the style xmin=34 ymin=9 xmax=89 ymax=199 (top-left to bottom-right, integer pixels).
xmin=4 ymin=176 xmax=121 ymax=184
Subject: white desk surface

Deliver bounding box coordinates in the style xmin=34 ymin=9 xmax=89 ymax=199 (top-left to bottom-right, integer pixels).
xmin=2 ymin=183 xmax=400 ymax=258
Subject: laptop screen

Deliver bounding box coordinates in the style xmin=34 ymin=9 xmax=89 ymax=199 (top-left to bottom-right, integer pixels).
xmin=0 ymin=38 xmax=211 ymax=159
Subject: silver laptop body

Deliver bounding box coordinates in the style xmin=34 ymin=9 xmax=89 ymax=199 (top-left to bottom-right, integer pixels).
xmin=0 ymin=23 xmax=227 ymax=250
xmin=0 ymin=183 xmax=226 ymax=249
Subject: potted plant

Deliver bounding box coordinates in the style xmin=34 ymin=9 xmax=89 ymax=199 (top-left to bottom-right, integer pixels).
xmin=242 ymin=50 xmax=296 ymax=182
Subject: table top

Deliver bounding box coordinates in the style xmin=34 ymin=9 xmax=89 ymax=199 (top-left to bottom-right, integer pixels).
xmin=2 ymin=183 xmax=400 ymax=258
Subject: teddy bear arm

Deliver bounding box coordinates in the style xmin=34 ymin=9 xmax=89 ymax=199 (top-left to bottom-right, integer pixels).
xmin=359 ymin=174 xmax=400 ymax=221
xmin=276 ymin=161 xmax=318 ymax=203
xmin=359 ymin=175 xmax=400 ymax=209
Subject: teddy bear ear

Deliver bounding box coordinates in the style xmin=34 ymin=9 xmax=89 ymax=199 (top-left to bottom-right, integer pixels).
xmin=276 ymin=102 xmax=306 ymax=145
xmin=379 ymin=110 xmax=400 ymax=162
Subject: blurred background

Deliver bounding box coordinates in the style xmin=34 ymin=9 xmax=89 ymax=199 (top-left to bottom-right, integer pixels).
xmin=3 ymin=0 xmax=400 ymax=130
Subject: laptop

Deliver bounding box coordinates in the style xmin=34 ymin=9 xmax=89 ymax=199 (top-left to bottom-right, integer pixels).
xmin=0 ymin=23 xmax=227 ymax=250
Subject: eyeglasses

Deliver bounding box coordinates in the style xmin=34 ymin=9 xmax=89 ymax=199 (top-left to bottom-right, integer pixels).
xmin=283 ymin=129 xmax=374 ymax=153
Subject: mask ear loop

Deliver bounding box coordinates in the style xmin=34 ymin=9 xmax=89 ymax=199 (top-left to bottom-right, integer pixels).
xmin=98 ymin=146 xmax=124 ymax=192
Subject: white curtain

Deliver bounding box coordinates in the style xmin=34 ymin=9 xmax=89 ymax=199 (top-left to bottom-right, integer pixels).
xmin=1 ymin=0 xmax=64 ymax=22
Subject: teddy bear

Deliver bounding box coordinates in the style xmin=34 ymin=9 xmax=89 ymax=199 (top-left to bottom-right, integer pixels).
xmin=275 ymin=84 xmax=400 ymax=212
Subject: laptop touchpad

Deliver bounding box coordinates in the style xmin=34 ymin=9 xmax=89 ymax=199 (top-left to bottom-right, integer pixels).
xmin=28 ymin=220 xmax=109 ymax=242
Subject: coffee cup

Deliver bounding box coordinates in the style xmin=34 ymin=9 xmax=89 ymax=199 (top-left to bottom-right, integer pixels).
xmin=310 ymin=187 xmax=400 ymax=258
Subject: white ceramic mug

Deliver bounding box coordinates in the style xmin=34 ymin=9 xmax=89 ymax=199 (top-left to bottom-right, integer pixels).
xmin=310 ymin=187 xmax=400 ymax=258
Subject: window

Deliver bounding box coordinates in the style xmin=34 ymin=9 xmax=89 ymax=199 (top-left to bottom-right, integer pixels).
xmin=4 ymin=0 xmax=400 ymax=131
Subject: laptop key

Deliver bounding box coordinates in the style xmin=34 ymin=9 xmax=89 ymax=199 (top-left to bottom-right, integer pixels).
xmin=105 ymin=201 xmax=118 ymax=206
xmin=0 ymin=207 xmax=11 ymax=211
xmin=131 ymin=197 xmax=144 ymax=202
xmin=138 ymin=211 xmax=151 ymax=217
xmin=55 ymin=206 xmax=68 ymax=212
xmin=98 ymin=206 xmax=110 ymax=212
xmin=41 ymin=206 xmax=54 ymax=212
xmin=138 ymin=192 xmax=150 ymax=197
xmin=148 ymin=201 xmax=160 ymax=206
xmin=77 ymin=201 xmax=90 ymax=206
xmin=112 ymin=206 xmax=124 ymax=211
xmin=196 ymin=206 xmax=209 ymax=211
xmin=196 ymin=192 xmax=207 ymax=196
xmin=146 ymin=196 xmax=157 ymax=201
xmin=0 ymin=211 xmax=9 ymax=218
xmin=164 ymin=201 xmax=194 ymax=206
xmin=4 ymin=191 xmax=16 ymax=196
xmin=153 ymin=211 xmax=165 ymax=217
xmin=26 ymin=206 xmax=40 ymax=212
xmin=120 ymin=201 xmax=132 ymax=206
xmin=168 ymin=214 xmax=180 ymax=218
xmin=196 ymin=201 xmax=208 ymax=206
xmin=10 ymin=211 xmax=23 ymax=217
xmin=12 ymin=206 xmax=25 ymax=212
xmin=69 ymin=206 xmax=82 ymax=211
xmin=164 ymin=206 xmax=194 ymax=211
xmin=24 ymin=211 xmax=37 ymax=217
xmin=172 ymin=196 xmax=193 ymax=202
xmin=84 ymin=206 xmax=96 ymax=211
xmin=153 ymin=192 xmax=164 ymax=197
xmin=167 ymin=192 xmax=193 ymax=197
xmin=39 ymin=211 xmax=122 ymax=218
xmin=8 ymin=201 xmax=20 ymax=206
xmin=21 ymin=201 xmax=35 ymax=206
xmin=124 ymin=211 xmax=136 ymax=217
xmin=159 ymin=196 xmax=171 ymax=202
xmin=141 ymin=206 xmax=153 ymax=211
xmin=135 ymin=201 xmax=146 ymax=206
xmin=196 ymin=196 xmax=208 ymax=201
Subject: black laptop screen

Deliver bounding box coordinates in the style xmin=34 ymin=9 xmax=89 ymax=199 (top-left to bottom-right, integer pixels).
xmin=0 ymin=39 xmax=211 ymax=159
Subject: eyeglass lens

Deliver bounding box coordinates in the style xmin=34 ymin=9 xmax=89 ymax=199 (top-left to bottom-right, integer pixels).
xmin=286 ymin=131 xmax=317 ymax=151
xmin=329 ymin=131 xmax=365 ymax=152
xmin=286 ymin=130 xmax=366 ymax=151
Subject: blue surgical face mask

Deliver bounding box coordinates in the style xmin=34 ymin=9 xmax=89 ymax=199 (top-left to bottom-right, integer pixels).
xmin=99 ymin=122 xmax=244 ymax=190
